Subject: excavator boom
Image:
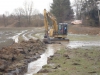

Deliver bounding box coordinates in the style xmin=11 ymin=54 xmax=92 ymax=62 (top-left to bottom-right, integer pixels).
xmin=44 ymin=9 xmax=49 ymax=35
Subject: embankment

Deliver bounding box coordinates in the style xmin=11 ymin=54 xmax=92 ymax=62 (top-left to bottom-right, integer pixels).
xmin=0 ymin=39 xmax=46 ymax=75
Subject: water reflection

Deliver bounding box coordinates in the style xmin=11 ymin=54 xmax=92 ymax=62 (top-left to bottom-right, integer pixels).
xmin=67 ymin=41 xmax=100 ymax=48
xmin=25 ymin=45 xmax=54 ymax=75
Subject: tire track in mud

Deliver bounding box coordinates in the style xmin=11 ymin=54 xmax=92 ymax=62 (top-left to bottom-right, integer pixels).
xmin=12 ymin=30 xmax=27 ymax=43
xmin=0 ymin=28 xmax=44 ymax=49
xmin=19 ymin=30 xmax=38 ymax=42
xmin=28 ymin=33 xmax=37 ymax=40
xmin=12 ymin=28 xmax=44 ymax=43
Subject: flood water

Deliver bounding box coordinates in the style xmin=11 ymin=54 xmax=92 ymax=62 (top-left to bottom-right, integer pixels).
xmin=25 ymin=44 xmax=62 ymax=75
xmin=67 ymin=41 xmax=100 ymax=48
xmin=67 ymin=33 xmax=100 ymax=48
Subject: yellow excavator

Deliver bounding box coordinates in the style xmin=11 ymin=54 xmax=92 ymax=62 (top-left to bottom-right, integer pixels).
xmin=43 ymin=9 xmax=69 ymax=43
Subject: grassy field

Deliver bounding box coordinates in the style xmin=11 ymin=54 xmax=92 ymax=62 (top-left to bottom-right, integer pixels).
xmin=34 ymin=47 xmax=100 ymax=75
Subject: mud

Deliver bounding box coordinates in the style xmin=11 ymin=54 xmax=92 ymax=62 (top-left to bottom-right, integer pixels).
xmin=24 ymin=44 xmax=63 ymax=75
xmin=0 ymin=39 xmax=46 ymax=75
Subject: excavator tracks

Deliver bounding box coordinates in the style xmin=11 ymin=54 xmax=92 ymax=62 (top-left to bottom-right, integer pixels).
xmin=43 ymin=38 xmax=69 ymax=44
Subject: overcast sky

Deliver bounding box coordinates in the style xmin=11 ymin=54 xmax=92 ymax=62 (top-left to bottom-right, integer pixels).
xmin=0 ymin=0 xmax=73 ymax=15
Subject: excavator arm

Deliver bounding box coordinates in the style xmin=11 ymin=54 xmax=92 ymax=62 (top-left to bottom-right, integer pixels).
xmin=43 ymin=9 xmax=69 ymax=43
xmin=44 ymin=9 xmax=58 ymax=36
xmin=44 ymin=9 xmax=49 ymax=36
xmin=47 ymin=12 xmax=58 ymax=34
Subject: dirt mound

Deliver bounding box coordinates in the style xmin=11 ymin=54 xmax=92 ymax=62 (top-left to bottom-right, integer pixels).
xmin=0 ymin=39 xmax=46 ymax=75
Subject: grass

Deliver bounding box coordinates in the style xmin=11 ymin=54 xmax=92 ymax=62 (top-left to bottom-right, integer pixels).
xmin=67 ymin=34 xmax=100 ymax=41
xmin=67 ymin=25 xmax=100 ymax=41
xmin=34 ymin=47 xmax=100 ymax=75
xmin=68 ymin=25 xmax=100 ymax=35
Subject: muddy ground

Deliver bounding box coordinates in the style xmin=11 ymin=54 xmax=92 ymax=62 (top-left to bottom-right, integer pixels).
xmin=0 ymin=25 xmax=100 ymax=75
xmin=0 ymin=39 xmax=46 ymax=75
xmin=34 ymin=25 xmax=100 ymax=75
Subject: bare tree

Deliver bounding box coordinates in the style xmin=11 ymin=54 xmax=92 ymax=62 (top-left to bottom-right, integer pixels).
xmin=3 ymin=14 xmax=6 ymax=27
xmin=73 ymin=0 xmax=84 ymax=19
xmin=33 ymin=9 xmax=39 ymax=15
xmin=3 ymin=11 xmax=9 ymax=27
xmin=14 ymin=8 xmax=24 ymax=26
xmin=32 ymin=9 xmax=42 ymax=27
xmin=23 ymin=1 xmax=34 ymax=26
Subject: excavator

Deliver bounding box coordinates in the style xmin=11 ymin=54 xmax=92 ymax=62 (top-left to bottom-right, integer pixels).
xmin=43 ymin=9 xmax=69 ymax=43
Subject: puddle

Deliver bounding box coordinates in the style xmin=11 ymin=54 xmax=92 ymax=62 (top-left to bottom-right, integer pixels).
xmin=67 ymin=41 xmax=100 ymax=49
xmin=67 ymin=33 xmax=100 ymax=49
xmin=25 ymin=44 xmax=62 ymax=75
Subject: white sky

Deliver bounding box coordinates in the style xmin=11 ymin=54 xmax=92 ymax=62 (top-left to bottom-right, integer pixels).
xmin=0 ymin=0 xmax=73 ymax=15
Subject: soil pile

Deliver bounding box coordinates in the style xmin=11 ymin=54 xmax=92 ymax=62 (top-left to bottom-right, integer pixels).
xmin=0 ymin=39 xmax=46 ymax=75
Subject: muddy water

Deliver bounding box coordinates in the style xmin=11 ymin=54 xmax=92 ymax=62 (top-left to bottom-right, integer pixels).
xmin=67 ymin=41 xmax=100 ymax=48
xmin=25 ymin=44 xmax=62 ymax=75
xmin=67 ymin=34 xmax=100 ymax=48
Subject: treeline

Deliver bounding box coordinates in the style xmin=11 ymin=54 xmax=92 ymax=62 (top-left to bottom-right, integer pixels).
xmin=73 ymin=0 xmax=100 ymax=26
xmin=2 ymin=0 xmax=99 ymax=27
xmin=50 ymin=0 xmax=100 ymax=26
xmin=50 ymin=0 xmax=74 ymax=23
xmin=0 ymin=1 xmax=44 ymax=27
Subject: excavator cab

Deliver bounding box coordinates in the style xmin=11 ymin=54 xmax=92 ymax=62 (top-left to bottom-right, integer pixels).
xmin=58 ymin=23 xmax=68 ymax=35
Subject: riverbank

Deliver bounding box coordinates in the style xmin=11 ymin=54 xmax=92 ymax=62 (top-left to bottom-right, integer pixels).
xmin=0 ymin=39 xmax=46 ymax=75
xmin=35 ymin=47 xmax=100 ymax=75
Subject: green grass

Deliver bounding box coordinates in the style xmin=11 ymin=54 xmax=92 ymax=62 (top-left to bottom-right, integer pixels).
xmin=67 ymin=34 xmax=100 ymax=41
xmin=34 ymin=47 xmax=100 ymax=75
